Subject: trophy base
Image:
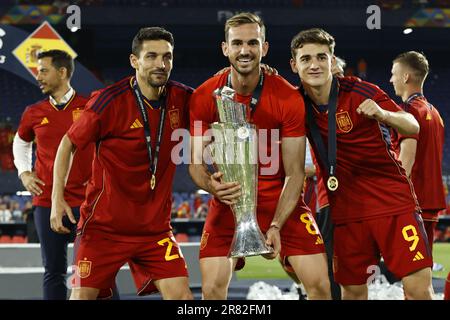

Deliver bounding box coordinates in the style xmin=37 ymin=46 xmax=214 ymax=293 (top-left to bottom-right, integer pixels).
xmin=228 ymin=218 xmax=274 ymax=259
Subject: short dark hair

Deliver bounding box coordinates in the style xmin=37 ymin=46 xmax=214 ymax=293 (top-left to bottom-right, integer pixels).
xmin=393 ymin=51 xmax=429 ymax=83
xmin=224 ymin=12 xmax=266 ymax=42
xmin=37 ymin=49 xmax=74 ymax=79
xmin=132 ymin=27 xmax=174 ymax=57
xmin=290 ymin=28 xmax=335 ymax=58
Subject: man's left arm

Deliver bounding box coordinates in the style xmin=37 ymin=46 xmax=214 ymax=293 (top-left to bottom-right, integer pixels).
xmin=399 ymin=138 xmax=417 ymax=177
xmin=265 ymin=136 xmax=306 ymax=258
xmin=396 ymin=106 xmax=420 ymax=176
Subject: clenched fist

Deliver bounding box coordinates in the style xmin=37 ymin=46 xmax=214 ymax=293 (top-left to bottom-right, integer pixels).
xmin=356 ymin=99 xmax=388 ymax=122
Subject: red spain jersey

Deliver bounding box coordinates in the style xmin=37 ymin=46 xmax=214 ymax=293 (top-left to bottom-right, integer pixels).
xmin=17 ymin=93 xmax=93 ymax=207
xmin=393 ymin=94 xmax=446 ymax=211
xmin=307 ymin=76 xmax=419 ymax=224
xmin=67 ymin=77 xmax=192 ymax=242
xmin=190 ymin=71 xmax=311 ymax=231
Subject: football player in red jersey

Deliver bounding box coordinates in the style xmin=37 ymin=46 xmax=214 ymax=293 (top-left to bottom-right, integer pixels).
xmin=283 ymin=56 xmax=346 ymax=301
xmin=189 ymin=13 xmax=330 ymax=300
xmin=12 ymin=50 xmax=94 ymax=299
xmin=390 ymin=51 xmax=446 ymax=251
xmin=51 ymin=28 xmax=193 ymax=300
xmin=290 ymin=28 xmax=433 ymax=300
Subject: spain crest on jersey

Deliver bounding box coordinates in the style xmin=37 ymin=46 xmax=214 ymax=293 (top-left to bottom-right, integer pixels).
xmin=72 ymin=108 xmax=82 ymax=122
xmin=77 ymin=259 xmax=92 ymax=278
xmin=169 ymin=107 xmax=180 ymax=129
xmin=336 ymin=111 xmax=353 ymax=133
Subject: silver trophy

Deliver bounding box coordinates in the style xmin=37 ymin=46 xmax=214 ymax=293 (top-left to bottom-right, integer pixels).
xmin=209 ymin=86 xmax=273 ymax=258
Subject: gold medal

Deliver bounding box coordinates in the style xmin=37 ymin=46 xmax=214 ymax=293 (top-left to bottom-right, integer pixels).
xmin=327 ymin=176 xmax=338 ymax=191
xmin=150 ymin=174 xmax=156 ymax=190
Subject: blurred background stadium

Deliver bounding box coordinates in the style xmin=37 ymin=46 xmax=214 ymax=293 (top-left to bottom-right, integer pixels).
xmin=0 ymin=0 xmax=449 ymax=299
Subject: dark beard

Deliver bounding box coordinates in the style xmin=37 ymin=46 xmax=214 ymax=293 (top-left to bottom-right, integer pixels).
xmin=147 ymin=75 xmax=168 ymax=88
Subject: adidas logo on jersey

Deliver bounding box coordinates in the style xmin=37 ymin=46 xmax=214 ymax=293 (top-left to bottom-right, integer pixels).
xmin=130 ymin=119 xmax=143 ymax=129
xmin=413 ymin=251 xmax=424 ymax=261
xmin=40 ymin=117 xmax=49 ymax=125
xmin=315 ymin=237 xmax=323 ymax=245
xmin=426 ymin=113 xmax=432 ymax=121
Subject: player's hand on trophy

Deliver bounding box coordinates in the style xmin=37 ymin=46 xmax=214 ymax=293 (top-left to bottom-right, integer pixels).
xmin=50 ymin=197 xmax=76 ymax=234
xmin=356 ymin=99 xmax=388 ymax=122
xmin=20 ymin=171 xmax=45 ymax=196
xmin=209 ymin=171 xmax=241 ymax=205
xmin=263 ymin=224 xmax=281 ymax=259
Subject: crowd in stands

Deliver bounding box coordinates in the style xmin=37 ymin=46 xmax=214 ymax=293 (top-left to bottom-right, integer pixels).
xmin=0 ymin=194 xmax=32 ymax=223
xmin=0 ymin=192 xmax=211 ymax=243
xmin=0 ymin=192 xmax=212 ymax=224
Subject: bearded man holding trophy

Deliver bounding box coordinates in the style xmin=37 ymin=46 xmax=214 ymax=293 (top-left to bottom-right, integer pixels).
xmin=189 ymin=12 xmax=331 ymax=300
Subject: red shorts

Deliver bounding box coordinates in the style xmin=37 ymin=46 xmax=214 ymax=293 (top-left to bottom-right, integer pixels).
xmin=200 ymin=199 xmax=325 ymax=271
xmin=421 ymin=209 xmax=440 ymax=251
xmin=333 ymin=211 xmax=432 ymax=285
xmin=71 ymin=231 xmax=188 ymax=296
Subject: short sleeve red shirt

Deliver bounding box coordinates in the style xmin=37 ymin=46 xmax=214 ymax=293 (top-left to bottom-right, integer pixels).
xmin=189 ymin=71 xmax=310 ymax=227
xmin=393 ymin=94 xmax=446 ymax=211
xmin=67 ymin=77 xmax=192 ymax=241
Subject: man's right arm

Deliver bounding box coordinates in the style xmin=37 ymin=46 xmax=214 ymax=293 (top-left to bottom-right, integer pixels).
xmin=12 ymin=133 xmax=45 ymax=196
xmin=50 ymin=134 xmax=77 ymax=234
xmin=357 ymin=100 xmax=419 ymax=135
xmin=12 ymin=133 xmax=32 ymax=177
xmin=13 ymin=107 xmax=46 ymax=195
